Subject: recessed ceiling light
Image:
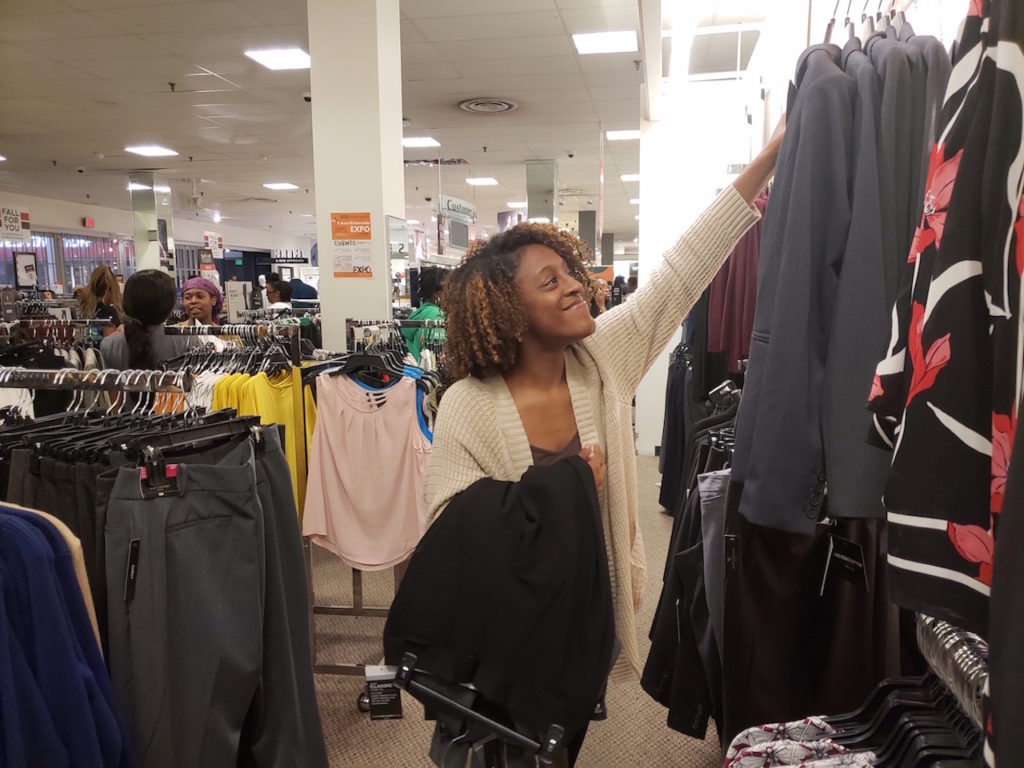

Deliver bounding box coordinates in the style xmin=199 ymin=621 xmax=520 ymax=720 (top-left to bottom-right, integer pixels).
xmin=633 ymin=237 xmax=639 ymax=243
xmin=153 ymin=184 xmax=171 ymax=193
xmin=629 ymin=198 xmax=640 ymax=205
xmin=402 ymin=137 xmax=440 ymax=148
xmin=264 ymin=182 xmax=299 ymax=190
xmin=126 ymin=182 xmax=151 ymax=191
xmin=431 ymin=216 xmax=437 ymax=223
xmin=466 ymin=177 xmax=498 ymax=186
xmin=0 ymin=155 xmax=6 ymax=162
xmin=635 ymin=214 xmax=640 ymax=220
xmin=125 ymin=145 xmax=178 ymax=157
xmin=607 ymin=129 xmax=641 ymax=141
xmin=301 ymin=213 xmax=314 ymax=217
xmin=572 ymin=31 xmax=638 ymax=55
xmin=407 ymin=219 xmax=421 ymax=225
xmin=507 ymin=201 xmax=527 ymax=209
xmin=244 ymin=48 xmax=310 ymax=70
xmin=212 ymin=211 xmax=222 ymax=223
xmin=528 ymin=217 xmax=551 ymax=224
xmin=621 ymin=173 xmax=640 ymax=182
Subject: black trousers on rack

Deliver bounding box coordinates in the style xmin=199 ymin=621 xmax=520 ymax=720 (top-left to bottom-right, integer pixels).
xmin=719 ymin=480 xmax=900 ymax=744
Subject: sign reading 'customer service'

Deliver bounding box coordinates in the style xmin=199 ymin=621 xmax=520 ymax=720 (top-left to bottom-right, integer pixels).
xmin=331 ymin=211 xmax=373 ymax=278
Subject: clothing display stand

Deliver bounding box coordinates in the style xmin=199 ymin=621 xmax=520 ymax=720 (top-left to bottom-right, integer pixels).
xmin=305 ymin=317 xmax=444 ymax=715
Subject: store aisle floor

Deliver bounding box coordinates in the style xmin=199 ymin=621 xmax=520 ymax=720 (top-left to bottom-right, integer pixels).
xmin=312 ymin=454 xmax=721 ymax=767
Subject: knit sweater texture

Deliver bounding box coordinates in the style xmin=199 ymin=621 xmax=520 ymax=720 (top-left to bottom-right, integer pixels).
xmin=425 ymin=187 xmax=760 ymax=679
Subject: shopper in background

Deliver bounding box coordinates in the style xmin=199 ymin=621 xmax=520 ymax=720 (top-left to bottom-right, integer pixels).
xmin=180 ymin=276 xmax=223 ymax=326
xmin=589 ymin=278 xmax=609 ymax=317
xmin=101 ymin=270 xmax=191 ymax=370
xmin=259 ymin=271 xmax=280 ymax=308
xmin=423 ymin=117 xmax=785 ymax=765
xmin=265 ymin=279 xmax=293 ymax=309
xmin=80 ymin=265 xmax=123 ymax=335
xmin=402 ymin=267 xmax=446 ymax=360
xmin=289 ymin=277 xmax=318 ymax=301
xmin=626 ymin=275 xmax=638 ymax=298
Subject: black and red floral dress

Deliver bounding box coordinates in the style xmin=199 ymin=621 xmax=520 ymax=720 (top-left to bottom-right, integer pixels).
xmin=868 ymin=0 xmax=1024 ymax=638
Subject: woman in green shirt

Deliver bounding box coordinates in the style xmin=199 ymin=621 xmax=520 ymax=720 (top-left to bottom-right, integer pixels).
xmin=403 ymin=267 xmax=446 ymax=360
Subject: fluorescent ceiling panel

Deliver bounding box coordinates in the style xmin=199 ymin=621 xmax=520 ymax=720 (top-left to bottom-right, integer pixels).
xmin=125 ymin=145 xmax=177 ymax=157
xmin=572 ymin=31 xmax=638 ymax=55
xmin=402 ymin=136 xmax=440 ymax=148
xmin=606 ymin=129 xmax=641 ymax=141
xmin=506 ymin=201 xmax=527 ymax=208
xmin=264 ymin=182 xmax=299 ymax=190
xmin=466 ymin=177 xmax=498 ymax=186
xmin=620 ymin=173 xmax=640 ymax=182
xmin=244 ymin=48 xmax=310 ymax=71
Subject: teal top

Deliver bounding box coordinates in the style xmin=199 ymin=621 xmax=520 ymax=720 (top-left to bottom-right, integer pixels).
xmin=401 ymin=302 xmax=445 ymax=359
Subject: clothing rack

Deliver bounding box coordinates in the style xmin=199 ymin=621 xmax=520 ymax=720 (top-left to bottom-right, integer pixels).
xmin=915 ymin=614 xmax=989 ymax=731
xmin=0 ymin=366 xmax=192 ymax=393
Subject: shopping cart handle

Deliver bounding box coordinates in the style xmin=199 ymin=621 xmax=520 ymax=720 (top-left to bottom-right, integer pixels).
xmin=395 ymin=652 xmax=567 ymax=763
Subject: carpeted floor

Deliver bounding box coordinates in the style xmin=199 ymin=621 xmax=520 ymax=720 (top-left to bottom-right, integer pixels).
xmin=312 ymin=454 xmax=721 ymax=767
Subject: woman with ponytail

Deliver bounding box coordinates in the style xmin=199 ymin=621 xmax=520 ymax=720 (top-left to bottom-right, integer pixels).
xmin=100 ymin=270 xmax=191 ymax=369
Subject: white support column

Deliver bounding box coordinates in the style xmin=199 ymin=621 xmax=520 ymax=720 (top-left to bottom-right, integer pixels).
xmin=307 ymin=0 xmax=405 ymax=351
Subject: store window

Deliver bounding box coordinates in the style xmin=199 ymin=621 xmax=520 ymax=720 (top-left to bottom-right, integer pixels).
xmin=62 ymin=234 xmax=129 ymax=289
xmin=0 ymin=234 xmax=58 ymax=289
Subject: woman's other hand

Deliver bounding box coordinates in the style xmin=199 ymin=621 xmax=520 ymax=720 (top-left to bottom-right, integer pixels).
xmin=578 ymin=442 xmax=606 ymax=494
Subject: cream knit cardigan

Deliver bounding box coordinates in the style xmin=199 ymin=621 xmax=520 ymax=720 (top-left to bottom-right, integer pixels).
xmin=425 ymin=187 xmax=760 ymax=680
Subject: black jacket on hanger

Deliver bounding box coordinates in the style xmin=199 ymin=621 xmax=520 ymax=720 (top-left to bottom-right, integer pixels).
xmin=383 ymin=457 xmax=614 ymax=744
xmin=732 ymin=43 xmax=858 ymax=534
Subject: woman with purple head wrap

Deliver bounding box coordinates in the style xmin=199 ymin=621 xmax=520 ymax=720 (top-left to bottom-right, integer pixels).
xmin=181 ymin=276 xmax=223 ymax=325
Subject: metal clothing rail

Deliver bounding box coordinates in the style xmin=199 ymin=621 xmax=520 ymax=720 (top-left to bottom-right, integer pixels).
xmin=14 ymin=318 xmax=112 ymax=327
xmin=0 ymin=366 xmax=192 ymax=393
xmin=916 ymin=614 xmax=989 ymax=730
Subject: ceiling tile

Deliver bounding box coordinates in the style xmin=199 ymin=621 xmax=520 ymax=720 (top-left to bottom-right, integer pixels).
xmin=582 ymin=69 xmax=640 ymax=87
xmin=45 ymin=34 xmax=179 ymax=61
xmin=401 ymin=0 xmax=556 ymax=20
xmin=142 ymin=25 xmax=309 ymax=58
xmin=0 ymin=60 xmax=94 ymax=84
xmin=231 ymin=0 xmax=306 ymax=26
xmin=2 ymin=0 xmax=67 ymax=14
xmin=70 ymin=55 xmax=203 ymax=79
xmin=0 ymin=11 xmax=125 ymax=41
xmin=557 ymin=5 xmax=639 ymax=34
xmin=440 ymin=35 xmax=573 ymax=61
xmin=400 ymin=19 xmax=426 ymax=43
xmin=449 ymin=55 xmax=579 ymax=79
xmin=92 ymin=1 xmax=261 ymax=35
xmin=0 ymin=42 xmax=48 ymax=64
xmin=401 ymin=42 xmax=443 ymax=64
xmin=412 ymin=11 xmax=564 ymax=42
xmin=402 ymin=61 xmax=461 ymax=82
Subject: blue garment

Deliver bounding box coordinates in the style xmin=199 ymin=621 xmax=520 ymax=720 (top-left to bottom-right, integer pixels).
xmin=0 ymin=506 xmax=132 ymax=767
xmin=0 ymin=512 xmax=130 ymax=767
xmin=0 ymin=566 xmax=69 ymax=767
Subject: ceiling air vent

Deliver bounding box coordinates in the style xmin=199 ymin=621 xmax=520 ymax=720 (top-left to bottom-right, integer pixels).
xmin=459 ymin=98 xmax=518 ymax=114
xmin=404 ymin=158 xmax=469 ymax=167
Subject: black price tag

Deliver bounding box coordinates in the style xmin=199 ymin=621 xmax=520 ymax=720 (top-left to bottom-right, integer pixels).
xmin=123 ymin=539 xmax=140 ymax=604
xmin=819 ymin=534 xmax=869 ymax=596
xmin=366 ymin=665 xmax=403 ymax=721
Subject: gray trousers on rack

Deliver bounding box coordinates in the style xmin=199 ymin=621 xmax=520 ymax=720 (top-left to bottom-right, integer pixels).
xmin=105 ymin=430 xmax=327 ymax=768
xmin=105 ymin=440 xmax=264 ymax=768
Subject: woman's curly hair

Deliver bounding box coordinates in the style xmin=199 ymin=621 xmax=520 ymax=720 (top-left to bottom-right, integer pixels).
xmin=440 ymin=223 xmax=594 ymax=381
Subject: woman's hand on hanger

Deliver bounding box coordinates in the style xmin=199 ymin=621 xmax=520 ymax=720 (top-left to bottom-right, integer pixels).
xmin=733 ymin=114 xmax=786 ymax=206
xmin=578 ymin=442 xmax=606 ymax=494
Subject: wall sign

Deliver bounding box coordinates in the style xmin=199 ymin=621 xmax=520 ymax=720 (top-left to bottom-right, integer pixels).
xmin=439 ymin=195 xmax=476 ymax=225
xmin=1 ymin=207 xmax=30 ymax=243
xmin=330 ymin=212 xmax=373 ymax=279
xmin=203 ymin=231 xmax=224 ymax=259
xmin=272 ymin=248 xmax=308 ymax=264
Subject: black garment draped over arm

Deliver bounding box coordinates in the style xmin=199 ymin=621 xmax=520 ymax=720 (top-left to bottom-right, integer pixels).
xmin=383 ymin=456 xmax=614 ymax=743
